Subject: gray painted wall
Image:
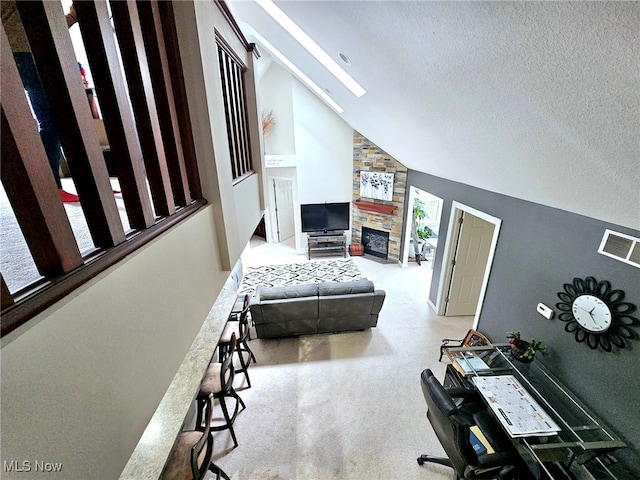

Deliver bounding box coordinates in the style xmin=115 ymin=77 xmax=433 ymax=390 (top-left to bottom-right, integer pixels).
xmin=407 ymin=169 xmax=640 ymax=475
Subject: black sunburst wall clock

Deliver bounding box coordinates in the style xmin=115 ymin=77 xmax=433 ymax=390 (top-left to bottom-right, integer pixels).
xmin=555 ymin=276 xmax=639 ymax=351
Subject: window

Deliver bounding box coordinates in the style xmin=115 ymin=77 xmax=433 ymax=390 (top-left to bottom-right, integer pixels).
xmin=217 ymin=34 xmax=253 ymax=181
xmin=1 ymin=1 xmax=203 ymax=335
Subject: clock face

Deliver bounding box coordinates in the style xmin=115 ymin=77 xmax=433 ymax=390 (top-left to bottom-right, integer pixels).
xmin=556 ymin=276 xmax=639 ymax=351
xmin=572 ymin=295 xmax=612 ymax=333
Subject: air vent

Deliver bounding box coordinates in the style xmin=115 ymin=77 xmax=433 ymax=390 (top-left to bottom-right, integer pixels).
xmin=598 ymin=229 xmax=640 ymax=268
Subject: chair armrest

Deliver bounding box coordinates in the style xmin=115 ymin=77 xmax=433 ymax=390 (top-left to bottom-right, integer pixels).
xmin=446 ymin=387 xmax=479 ymax=401
xmin=447 ymin=387 xmax=485 ymax=416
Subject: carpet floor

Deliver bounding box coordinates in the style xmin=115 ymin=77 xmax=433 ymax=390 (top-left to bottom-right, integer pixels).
xmin=0 ymin=177 xmax=126 ymax=292
xmin=210 ymin=236 xmax=474 ymax=480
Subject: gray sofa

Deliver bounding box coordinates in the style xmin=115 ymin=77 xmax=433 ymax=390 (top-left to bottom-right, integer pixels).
xmin=249 ymin=279 xmax=386 ymax=339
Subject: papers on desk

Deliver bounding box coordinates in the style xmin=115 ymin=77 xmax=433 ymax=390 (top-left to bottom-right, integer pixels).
xmin=471 ymin=375 xmax=561 ymax=438
xmin=452 ymin=354 xmax=490 ymax=375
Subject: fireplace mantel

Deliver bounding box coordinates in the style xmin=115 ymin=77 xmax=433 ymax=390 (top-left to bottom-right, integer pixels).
xmin=353 ymin=199 xmax=396 ymax=215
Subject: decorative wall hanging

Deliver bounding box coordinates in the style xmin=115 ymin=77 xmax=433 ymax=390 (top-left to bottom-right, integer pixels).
xmin=262 ymin=110 xmax=275 ymax=136
xmin=360 ymin=171 xmax=394 ymax=201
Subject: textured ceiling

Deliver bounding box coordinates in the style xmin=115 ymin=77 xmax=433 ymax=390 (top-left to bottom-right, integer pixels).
xmin=227 ymin=1 xmax=640 ymax=229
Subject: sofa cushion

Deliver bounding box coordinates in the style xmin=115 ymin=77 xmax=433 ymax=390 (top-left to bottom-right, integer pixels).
xmin=318 ymin=279 xmax=374 ymax=296
xmin=258 ymin=283 xmax=318 ymax=300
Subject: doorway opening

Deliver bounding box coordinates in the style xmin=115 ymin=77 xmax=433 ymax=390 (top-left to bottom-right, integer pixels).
xmin=402 ymin=187 xmax=444 ymax=268
xmin=434 ymin=202 xmax=502 ymax=329
xmin=267 ymin=176 xmax=296 ymax=244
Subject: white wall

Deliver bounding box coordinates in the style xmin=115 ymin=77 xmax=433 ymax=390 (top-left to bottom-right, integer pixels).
xmin=257 ymin=61 xmax=354 ymax=250
xmin=261 ymin=66 xmax=296 ymax=155
xmin=292 ymin=80 xmax=354 ymax=249
xmin=292 ymin=81 xmax=353 ymax=205
xmin=0 ymin=208 xmax=227 ymax=478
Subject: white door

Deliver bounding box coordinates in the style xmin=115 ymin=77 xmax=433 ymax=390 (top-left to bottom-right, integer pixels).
xmin=273 ymin=178 xmax=295 ymax=242
xmin=445 ymin=212 xmax=494 ymax=316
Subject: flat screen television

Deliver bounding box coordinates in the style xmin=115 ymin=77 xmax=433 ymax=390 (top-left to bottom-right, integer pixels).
xmin=301 ymin=202 xmax=350 ymax=233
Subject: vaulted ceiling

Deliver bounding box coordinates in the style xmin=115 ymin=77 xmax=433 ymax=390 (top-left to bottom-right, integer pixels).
xmin=227 ymin=1 xmax=640 ymax=230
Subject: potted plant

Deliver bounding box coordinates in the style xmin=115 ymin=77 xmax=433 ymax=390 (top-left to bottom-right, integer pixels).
xmin=413 ymin=198 xmax=427 ymax=222
xmin=417 ymin=225 xmax=433 ymax=240
xmin=506 ymin=331 xmax=547 ymax=363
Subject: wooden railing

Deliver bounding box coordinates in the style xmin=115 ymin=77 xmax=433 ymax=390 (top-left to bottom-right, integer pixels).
xmin=1 ymin=0 xmax=203 ymax=336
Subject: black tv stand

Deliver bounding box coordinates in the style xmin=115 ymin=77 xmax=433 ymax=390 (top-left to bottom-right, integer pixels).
xmin=307 ymin=231 xmax=346 ymax=259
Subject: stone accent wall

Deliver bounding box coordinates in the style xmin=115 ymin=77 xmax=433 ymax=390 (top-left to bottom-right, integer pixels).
xmin=352 ymin=131 xmax=407 ymax=262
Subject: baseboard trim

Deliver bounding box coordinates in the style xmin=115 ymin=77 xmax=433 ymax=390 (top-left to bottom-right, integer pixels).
xmin=427 ymin=299 xmax=438 ymax=313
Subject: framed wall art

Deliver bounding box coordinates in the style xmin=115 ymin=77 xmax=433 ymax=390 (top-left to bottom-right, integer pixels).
xmin=360 ymin=171 xmax=394 ymax=201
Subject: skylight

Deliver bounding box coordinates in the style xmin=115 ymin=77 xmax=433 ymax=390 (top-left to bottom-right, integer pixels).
xmin=255 ymin=0 xmax=366 ymax=98
xmin=247 ymin=28 xmax=345 ymax=114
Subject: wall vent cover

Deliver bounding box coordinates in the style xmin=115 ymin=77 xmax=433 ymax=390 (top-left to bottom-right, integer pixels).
xmin=598 ymin=229 xmax=640 ymax=268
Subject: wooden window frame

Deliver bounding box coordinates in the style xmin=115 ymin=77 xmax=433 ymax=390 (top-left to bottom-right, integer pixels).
xmin=216 ymin=33 xmax=254 ymax=182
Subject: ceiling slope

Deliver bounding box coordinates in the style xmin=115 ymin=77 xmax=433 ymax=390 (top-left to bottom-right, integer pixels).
xmin=227 ymin=1 xmax=640 ymax=229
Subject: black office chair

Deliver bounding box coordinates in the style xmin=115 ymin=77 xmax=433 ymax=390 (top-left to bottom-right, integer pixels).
xmin=417 ymin=369 xmax=521 ymax=479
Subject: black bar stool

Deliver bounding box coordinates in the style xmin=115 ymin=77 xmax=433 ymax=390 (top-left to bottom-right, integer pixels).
xmin=218 ymin=295 xmax=257 ymax=388
xmin=196 ymin=333 xmax=246 ymax=448
xmin=161 ymin=393 xmax=231 ymax=480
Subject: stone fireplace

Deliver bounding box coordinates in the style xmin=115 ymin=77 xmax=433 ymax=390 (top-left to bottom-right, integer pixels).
xmin=351 ymin=131 xmax=407 ymax=263
xmin=362 ymin=227 xmax=390 ymax=260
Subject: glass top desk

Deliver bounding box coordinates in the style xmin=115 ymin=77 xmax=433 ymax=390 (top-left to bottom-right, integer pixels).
xmin=443 ymin=344 xmax=628 ymax=480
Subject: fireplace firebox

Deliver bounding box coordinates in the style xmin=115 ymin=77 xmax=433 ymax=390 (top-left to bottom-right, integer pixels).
xmin=362 ymin=227 xmax=390 ymax=260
